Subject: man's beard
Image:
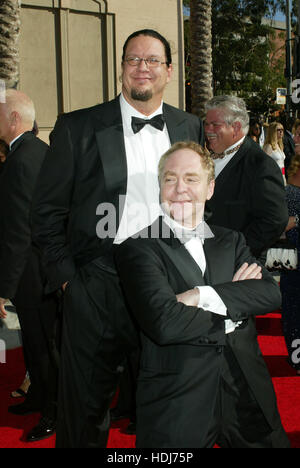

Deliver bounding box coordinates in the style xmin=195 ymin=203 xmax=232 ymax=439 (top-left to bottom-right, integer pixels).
xmin=131 ymin=88 xmax=153 ymax=102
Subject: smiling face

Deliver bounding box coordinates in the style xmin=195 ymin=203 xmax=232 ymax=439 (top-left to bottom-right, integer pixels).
xmin=204 ymin=108 xmax=242 ymax=154
xmin=121 ymin=34 xmax=172 ymax=113
xmin=160 ymin=148 xmax=215 ymax=228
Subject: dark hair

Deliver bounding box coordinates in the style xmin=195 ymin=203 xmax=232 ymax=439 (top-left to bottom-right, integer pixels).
xmin=122 ymin=29 xmax=172 ymax=66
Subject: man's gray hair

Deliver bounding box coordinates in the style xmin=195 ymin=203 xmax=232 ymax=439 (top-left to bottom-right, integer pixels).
xmin=4 ymin=88 xmax=36 ymax=127
xmin=205 ymin=95 xmax=250 ymax=134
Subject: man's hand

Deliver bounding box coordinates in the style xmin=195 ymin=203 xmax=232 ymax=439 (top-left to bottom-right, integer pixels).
xmin=233 ymin=263 xmax=262 ymax=282
xmin=0 ymin=298 xmax=9 ymax=319
xmin=176 ymin=263 xmax=262 ymax=306
xmin=62 ymin=282 xmax=69 ymax=292
xmin=176 ymin=288 xmax=200 ymax=307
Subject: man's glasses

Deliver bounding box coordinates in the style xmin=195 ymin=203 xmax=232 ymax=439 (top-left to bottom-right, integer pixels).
xmin=124 ymin=57 xmax=168 ymax=68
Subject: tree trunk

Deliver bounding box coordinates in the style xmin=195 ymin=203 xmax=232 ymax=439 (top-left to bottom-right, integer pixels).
xmin=0 ymin=0 xmax=20 ymax=90
xmin=190 ymin=0 xmax=213 ymax=118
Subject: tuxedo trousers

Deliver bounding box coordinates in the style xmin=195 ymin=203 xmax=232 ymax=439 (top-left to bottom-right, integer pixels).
xmin=13 ymin=249 xmax=60 ymax=417
xmin=205 ymin=345 xmax=290 ymax=448
xmin=55 ymin=259 xmax=139 ymax=448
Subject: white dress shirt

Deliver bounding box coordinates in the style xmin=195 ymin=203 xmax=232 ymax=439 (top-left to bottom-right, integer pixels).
xmin=214 ymin=136 xmax=245 ymax=178
xmin=163 ymin=215 xmax=241 ymax=334
xmin=114 ymin=93 xmax=171 ymax=244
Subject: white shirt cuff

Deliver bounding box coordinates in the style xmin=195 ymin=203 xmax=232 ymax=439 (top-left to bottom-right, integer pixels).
xmin=195 ymin=286 xmax=227 ymax=316
xmin=195 ymin=286 xmax=243 ymax=334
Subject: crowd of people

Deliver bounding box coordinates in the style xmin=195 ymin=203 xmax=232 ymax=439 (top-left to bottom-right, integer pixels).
xmin=248 ymin=117 xmax=300 ymax=376
xmin=0 ymin=28 xmax=299 ymax=449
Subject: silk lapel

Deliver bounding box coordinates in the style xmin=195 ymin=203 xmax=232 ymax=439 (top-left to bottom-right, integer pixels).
xmin=203 ymin=231 xmax=228 ymax=285
xmin=163 ymin=103 xmax=190 ymax=144
xmin=94 ymin=97 xmax=128 ymax=227
xmin=156 ymin=218 xmax=206 ymax=289
xmin=157 ymin=224 xmax=224 ymax=289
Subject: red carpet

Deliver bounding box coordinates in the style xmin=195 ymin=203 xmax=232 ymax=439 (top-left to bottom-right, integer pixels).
xmin=0 ymin=311 xmax=299 ymax=448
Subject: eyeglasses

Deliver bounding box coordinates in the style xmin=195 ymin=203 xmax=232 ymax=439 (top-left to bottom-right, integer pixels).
xmin=124 ymin=57 xmax=168 ymax=68
xmin=277 ymin=128 xmax=284 ymax=132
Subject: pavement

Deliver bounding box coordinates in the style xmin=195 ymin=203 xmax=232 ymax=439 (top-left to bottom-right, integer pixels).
xmin=0 ymin=302 xmax=22 ymax=350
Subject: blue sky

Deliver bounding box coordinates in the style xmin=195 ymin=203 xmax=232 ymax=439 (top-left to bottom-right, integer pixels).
xmin=183 ymin=6 xmax=287 ymax=22
xmin=275 ymin=11 xmax=286 ymax=21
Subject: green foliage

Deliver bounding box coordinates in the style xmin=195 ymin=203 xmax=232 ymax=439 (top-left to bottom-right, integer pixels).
xmin=184 ymin=0 xmax=293 ymax=114
xmin=211 ymin=0 xmax=286 ymax=114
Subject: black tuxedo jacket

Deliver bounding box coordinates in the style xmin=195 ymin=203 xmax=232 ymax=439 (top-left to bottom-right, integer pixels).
xmin=206 ymin=137 xmax=289 ymax=258
xmin=115 ymin=218 xmax=283 ymax=447
xmin=31 ymin=96 xmax=204 ymax=293
xmin=0 ymin=132 xmax=48 ymax=304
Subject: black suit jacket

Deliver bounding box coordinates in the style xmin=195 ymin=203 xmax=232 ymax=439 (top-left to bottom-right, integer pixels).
xmin=0 ymin=132 xmax=48 ymax=304
xmin=115 ymin=218 xmax=283 ymax=447
xmin=31 ymin=96 xmax=204 ymax=293
xmin=206 ymin=137 xmax=289 ymax=258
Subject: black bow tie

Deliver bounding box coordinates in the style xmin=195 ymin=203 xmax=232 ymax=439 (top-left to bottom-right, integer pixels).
xmin=131 ymin=114 xmax=165 ymax=134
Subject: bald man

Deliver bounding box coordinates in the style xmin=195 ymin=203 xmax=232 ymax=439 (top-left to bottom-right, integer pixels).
xmin=0 ymin=89 xmax=58 ymax=442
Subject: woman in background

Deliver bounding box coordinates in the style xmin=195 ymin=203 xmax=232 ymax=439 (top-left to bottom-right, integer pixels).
xmin=263 ymin=122 xmax=286 ymax=180
xmin=248 ymin=120 xmax=262 ymax=145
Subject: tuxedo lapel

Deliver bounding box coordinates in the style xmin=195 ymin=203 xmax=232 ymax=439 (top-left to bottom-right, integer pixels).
xmin=203 ymin=231 xmax=232 ymax=285
xmin=155 ymin=218 xmax=206 ymax=289
xmin=163 ymin=103 xmax=191 ymax=144
xmin=213 ymin=138 xmax=250 ymax=197
xmin=94 ymin=97 xmax=128 ymax=226
xmin=157 ymin=224 xmax=226 ymax=289
xmin=203 ymin=236 xmax=218 ymax=284
xmin=158 ymin=239 xmax=206 ymax=289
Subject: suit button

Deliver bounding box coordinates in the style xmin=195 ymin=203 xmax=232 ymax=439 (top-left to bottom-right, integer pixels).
xmin=216 ymin=346 xmax=223 ymax=354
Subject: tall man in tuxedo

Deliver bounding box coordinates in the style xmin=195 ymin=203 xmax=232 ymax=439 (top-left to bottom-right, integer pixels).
xmin=31 ymin=29 xmax=204 ymax=448
xmin=0 ymin=89 xmax=58 ymax=441
xmin=115 ymin=141 xmax=290 ymax=448
xmin=204 ymin=95 xmax=288 ymax=260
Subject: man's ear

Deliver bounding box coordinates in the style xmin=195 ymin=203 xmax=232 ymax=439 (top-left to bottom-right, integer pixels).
xmin=206 ymin=179 xmax=215 ymax=201
xmin=9 ymin=111 xmax=19 ymax=127
xmin=166 ymin=63 xmax=173 ymax=84
xmin=232 ymin=121 xmax=242 ymax=137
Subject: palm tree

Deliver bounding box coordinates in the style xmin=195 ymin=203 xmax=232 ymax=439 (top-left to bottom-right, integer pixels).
xmin=189 ymin=0 xmax=213 ymax=118
xmin=0 ymin=0 xmax=21 ymax=89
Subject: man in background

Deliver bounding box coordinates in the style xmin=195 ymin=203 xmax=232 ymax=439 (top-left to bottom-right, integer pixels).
xmin=204 ymin=95 xmax=288 ymax=261
xmin=0 ymin=89 xmax=58 ymax=442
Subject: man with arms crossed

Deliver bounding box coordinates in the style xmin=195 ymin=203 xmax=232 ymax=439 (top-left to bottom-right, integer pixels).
xmin=115 ymin=141 xmax=290 ymax=448
xmin=32 ymin=30 xmax=204 ymax=448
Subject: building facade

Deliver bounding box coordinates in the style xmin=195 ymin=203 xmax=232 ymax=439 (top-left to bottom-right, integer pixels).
xmin=20 ymin=0 xmax=185 ymax=142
